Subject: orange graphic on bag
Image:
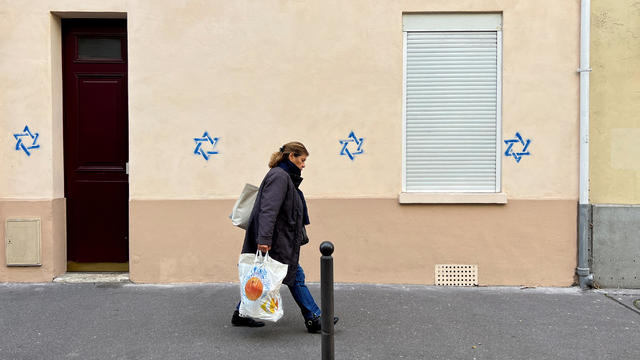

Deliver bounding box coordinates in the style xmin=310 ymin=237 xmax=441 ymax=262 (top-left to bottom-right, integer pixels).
xmin=244 ymin=276 xmax=264 ymax=301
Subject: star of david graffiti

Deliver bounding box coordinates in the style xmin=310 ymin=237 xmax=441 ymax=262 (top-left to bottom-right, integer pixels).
xmin=339 ymin=131 xmax=364 ymax=161
xmin=504 ymin=132 xmax=531 ymax=163
xmin=13 ymin=125 xmax=40 ymax=157
xmin=193 ymin=131 xmax=219 ymax=160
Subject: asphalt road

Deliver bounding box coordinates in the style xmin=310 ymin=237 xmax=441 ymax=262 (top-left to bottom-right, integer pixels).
xmin=1 ymin=282 xmax=639 ymax=359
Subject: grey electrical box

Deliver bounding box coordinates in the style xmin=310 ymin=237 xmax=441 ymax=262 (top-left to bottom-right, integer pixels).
xmin=5 ymin=218 xmax=41 ymax=266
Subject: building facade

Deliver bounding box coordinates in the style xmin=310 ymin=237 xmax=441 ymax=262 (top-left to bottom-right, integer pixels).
xmin=590 ymin=0 xmax=640 ymax=288
xmin=1 ymin=1 xmax=580 ymax=285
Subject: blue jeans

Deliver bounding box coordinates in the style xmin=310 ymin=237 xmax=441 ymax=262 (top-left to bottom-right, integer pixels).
xmin=287 ymin=264 xmax=322 ymax=321
xmin=236 ymin=264 xmax=321 ymax=321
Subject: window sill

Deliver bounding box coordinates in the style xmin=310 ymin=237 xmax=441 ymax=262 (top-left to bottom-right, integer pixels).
xmin=398 ymin=192 xmax=507 ymax=204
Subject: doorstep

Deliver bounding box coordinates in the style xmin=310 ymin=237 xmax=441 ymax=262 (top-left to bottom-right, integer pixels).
xmin=53 ymin=272 xmax=130 ymax=284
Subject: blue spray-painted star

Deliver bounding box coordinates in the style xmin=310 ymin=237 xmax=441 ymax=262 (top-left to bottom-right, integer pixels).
xmin=504 ymin=132 xmax=531 ymax=163
xmin=339 ymin=131 xmax=364 ymax=161
xmin=13 ymin=125 xmax=40 ymax=157
xmin=193 ymin=131 xmax=219 ymax=160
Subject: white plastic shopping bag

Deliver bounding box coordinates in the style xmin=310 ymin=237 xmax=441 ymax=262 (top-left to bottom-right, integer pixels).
xmin=230 ymin=183 xmax=258 ymax=229
xmin=238 ymin=251 xmax=288 ymax=322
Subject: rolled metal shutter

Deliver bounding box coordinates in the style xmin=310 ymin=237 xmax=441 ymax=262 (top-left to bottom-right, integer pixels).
xmin=405 ymin=31 xmax=498 ymax=192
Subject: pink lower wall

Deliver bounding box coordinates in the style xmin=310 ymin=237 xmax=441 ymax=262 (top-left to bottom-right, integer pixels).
xmin=0 ymin=198 xmax=576 ymax=285
xmin=0 ymin=199 xmax=66 ymax=282
xmin=129 ymin=199 xmax=576 ymax=286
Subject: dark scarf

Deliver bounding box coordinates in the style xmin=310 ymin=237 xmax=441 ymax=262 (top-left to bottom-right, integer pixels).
xmin=278 ymin=159 xmax=310 ymax=225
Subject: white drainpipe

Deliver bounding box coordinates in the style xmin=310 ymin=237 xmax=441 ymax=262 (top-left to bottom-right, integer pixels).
xmin=577 ymin=0 xmax=594 ymax=288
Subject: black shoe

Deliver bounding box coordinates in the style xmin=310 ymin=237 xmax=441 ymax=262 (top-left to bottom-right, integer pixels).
xmin=305 ymin=315 xmax=339 ymax=333
xmin=232 ymin=310 xmax=265 ymax=327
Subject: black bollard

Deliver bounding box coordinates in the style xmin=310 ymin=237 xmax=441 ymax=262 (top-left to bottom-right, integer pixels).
xmin=320 ymin=241 xmax=335 ymax=360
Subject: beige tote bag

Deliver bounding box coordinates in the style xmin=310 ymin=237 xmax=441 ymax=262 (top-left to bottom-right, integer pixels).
xmin=230 ymin=183 xmax=258 ymax=229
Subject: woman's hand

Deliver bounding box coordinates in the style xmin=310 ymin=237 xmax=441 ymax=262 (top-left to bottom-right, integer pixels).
xmin=258 ymin=244 xmax=271 ymax=253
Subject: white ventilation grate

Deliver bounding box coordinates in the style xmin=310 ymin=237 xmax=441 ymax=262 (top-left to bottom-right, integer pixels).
xmin=436 ymin=264 xmax=478 ymax=286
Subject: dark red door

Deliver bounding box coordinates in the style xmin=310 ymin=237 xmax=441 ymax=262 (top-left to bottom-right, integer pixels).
xmin=63 ymin=19 xmax=129 ymax=264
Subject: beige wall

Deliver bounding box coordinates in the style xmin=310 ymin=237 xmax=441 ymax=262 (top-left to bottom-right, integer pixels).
xmin=591 ymin=0 xmax=640 ymax=204
xmin=0 ymin=1 xmax=579 ymax=284
xmin=1 ymin=0 xmax=579 ymax=200
xmin=126 ymin=0 xmax=579 ymax=200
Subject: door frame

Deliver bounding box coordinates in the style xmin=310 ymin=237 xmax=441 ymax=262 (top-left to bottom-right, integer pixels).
xmin=60 ymin=16 xmax=130 ymax=272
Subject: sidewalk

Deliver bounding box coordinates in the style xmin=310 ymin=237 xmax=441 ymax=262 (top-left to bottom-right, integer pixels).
xmin=1 ymin=281 xmax=639 ymax=360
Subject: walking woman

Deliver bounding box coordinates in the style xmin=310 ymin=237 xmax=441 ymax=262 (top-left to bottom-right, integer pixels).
xmin=231 ymin=141 xmax=338 ymax=333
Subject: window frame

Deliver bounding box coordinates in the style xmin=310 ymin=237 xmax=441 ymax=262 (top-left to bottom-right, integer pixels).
xmin=401 ymin=14 xmax=503 ymax=195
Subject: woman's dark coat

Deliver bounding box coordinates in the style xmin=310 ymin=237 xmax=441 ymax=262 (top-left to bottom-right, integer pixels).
xmin=241 ymin=167 xmax=305 ymax=286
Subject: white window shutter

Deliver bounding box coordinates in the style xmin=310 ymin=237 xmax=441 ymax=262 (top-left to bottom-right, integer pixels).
xmin=404 ymin=30 xmax=500 ymax=192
